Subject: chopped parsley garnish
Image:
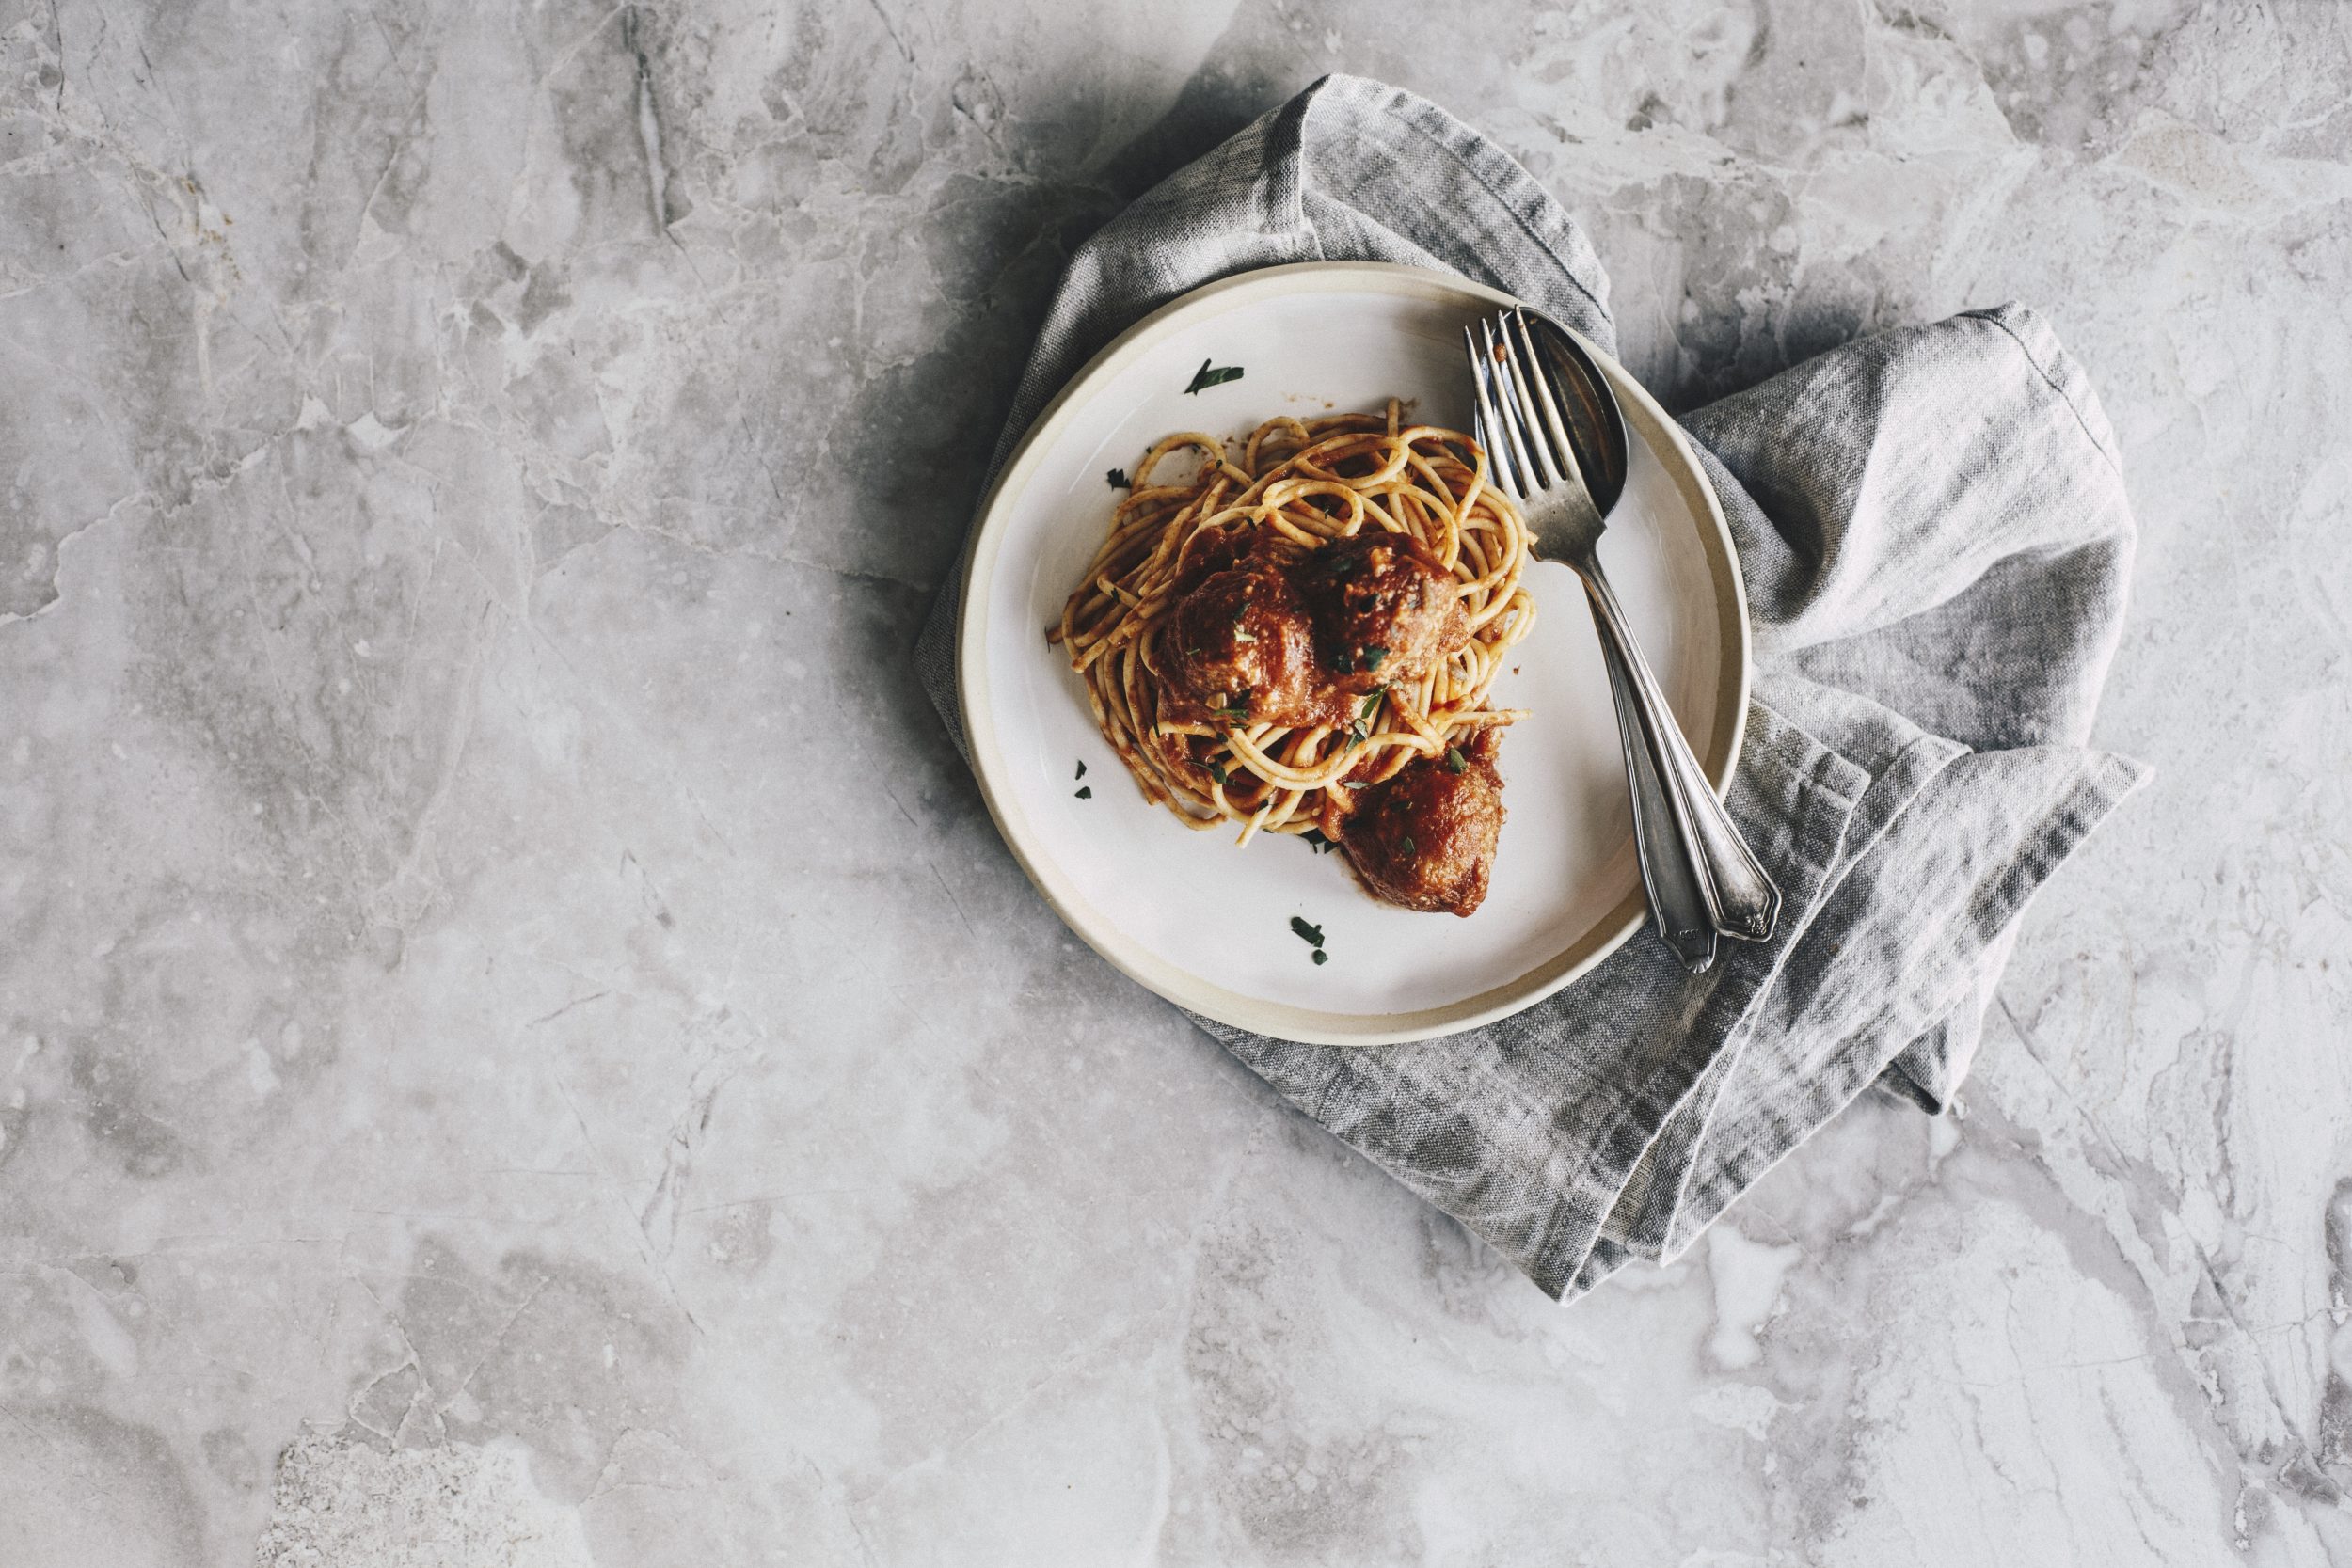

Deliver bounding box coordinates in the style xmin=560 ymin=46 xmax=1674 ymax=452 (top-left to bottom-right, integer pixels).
xmin=1445 ymin=746 xmax=1467 ymax=773
xmin=1302 ymin=829 xmax=1337 ymax=854
xmin=1311 ymin=949 xmax=1327 ymax=965
xmin=1359 ymin=689 xmax=1384 ymax=720
xmin=1289 ymin=915 xmax=1325 ymax=948
xmin=1216 ymin=689 xmax=1252 ymax=721
xmin=1361 ymin=645 xmax=1389 ymax=672
xmin=1209 ymin=759 xmax=1228 ymax=784
xmin=1347 ymin=721 xmax=1367 ymax=745
xmin=1075 ymin=785 xmax=1092 ymax=799
xmin=1184 ymin=358 xmax=1245 ymax=395
xmin=1075 ymin=759 xmax=1088 ymax=780
xmin=1399 ymin=834 xmax=1417 ymax=858
xmin=1107 ymin=467 xmax=1130 ymax=488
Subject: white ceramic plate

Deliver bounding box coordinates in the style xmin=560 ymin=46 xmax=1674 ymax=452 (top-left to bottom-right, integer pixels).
xmin=957 ymin=263 xmax=1748 ymax=1044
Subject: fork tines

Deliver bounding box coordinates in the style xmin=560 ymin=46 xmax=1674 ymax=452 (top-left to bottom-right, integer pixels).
xmin=1465 ymin=309 xmax=1585 ymax=503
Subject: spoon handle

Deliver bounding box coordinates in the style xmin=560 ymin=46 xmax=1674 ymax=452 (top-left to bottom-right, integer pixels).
xmin=1575 ymin=553 xmax=1783 ymax=945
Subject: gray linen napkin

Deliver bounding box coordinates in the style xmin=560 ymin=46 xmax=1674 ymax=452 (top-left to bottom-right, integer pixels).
xmin=913 ymin=74 xmax=2147 ymax=1299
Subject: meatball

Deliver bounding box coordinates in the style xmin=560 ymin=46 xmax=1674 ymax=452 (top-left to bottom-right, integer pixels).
xmin=1159 ymin=552 xmax=1336 ymax=727
xmin=1296 ymin=529 xmax=1470 ymax=691
xmin=1338 ymin=728 xmax=1507 ymax=916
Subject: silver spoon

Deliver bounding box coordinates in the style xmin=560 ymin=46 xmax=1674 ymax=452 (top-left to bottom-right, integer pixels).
xmin=1465 ymin=308 xmax=1780 ymax=967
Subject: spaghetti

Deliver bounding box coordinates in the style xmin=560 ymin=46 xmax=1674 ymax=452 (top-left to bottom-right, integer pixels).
xmin=1051 ymin=401 xmax=1536 ymax=851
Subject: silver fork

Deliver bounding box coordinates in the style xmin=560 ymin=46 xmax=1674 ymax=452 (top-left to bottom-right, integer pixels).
xmin=1465 ymin=307 xmax=1781 ymax=972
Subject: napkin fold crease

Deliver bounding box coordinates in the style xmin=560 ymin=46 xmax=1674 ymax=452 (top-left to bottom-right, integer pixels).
xmin=914 ymin=74 xmax=2146 ymax=1299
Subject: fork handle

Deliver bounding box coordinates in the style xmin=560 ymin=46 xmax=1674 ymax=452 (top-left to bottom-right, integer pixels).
xmin=1597 ymin=626 xmax=1719 ymax=973
xmin=1573 ymin=552 xmax=1783 ymax=944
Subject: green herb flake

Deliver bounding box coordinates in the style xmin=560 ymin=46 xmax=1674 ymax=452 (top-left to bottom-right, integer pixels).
xmin=1444 ymin=746 xmax=1468 ymax=774
xmin=1311 ymin=949 xmax=1328 ymax=965
xmin=1361 ymin=645 xmax=1389 ymax=672
xmin=1184 ymin=358 xmax=1246 ymax=396
xmin=1209 ymin=760 xmax=1228 ymax=785
xmin=1107 ymin=467 xmax=1130 ymax=489
xmin=1302 ymin=828 xmax=1335 ymax=854
xmin=1359 ymin=689 xmax=1385 ymax=720
xmin=1075 ymin=759 xmax=1088 ymax=780
xmin=1399 ymin=834 xmax=1417 ymax=858
xmin=1075 ymin=785 xmax=1092 ymax=799
xmin=1289 ymin=915 xmax=1326 ymax=948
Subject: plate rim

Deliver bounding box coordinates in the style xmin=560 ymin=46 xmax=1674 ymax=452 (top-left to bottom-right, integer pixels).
xmin=955 ymin=261 xmax=1750 ymax=1045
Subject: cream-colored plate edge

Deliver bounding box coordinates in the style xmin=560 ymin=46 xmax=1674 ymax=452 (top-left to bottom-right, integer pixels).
xmin=955 ymin=261 xmax=1752 ymax=1046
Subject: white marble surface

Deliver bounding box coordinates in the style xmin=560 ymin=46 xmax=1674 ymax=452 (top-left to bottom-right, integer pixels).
xmin=2 ymin=0 xmax=2348 ymax=1562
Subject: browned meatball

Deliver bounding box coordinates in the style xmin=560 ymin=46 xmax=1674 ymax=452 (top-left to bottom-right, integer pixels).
xmin=1338 ymin=728 xmax=1506 ymax=916
xmin=1296 ymin=529 xmax=1470 ymax=691
xmin=1159 ymin=552 xmax=1344 ymax=728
